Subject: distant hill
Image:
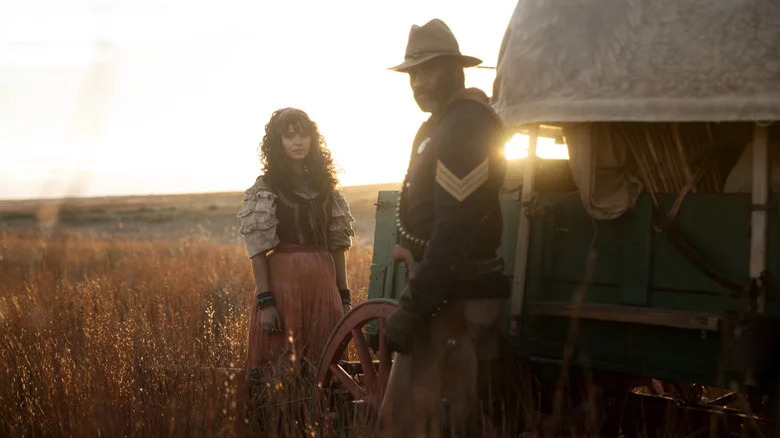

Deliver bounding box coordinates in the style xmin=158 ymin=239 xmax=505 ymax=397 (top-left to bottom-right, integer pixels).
xmin=0 ymin=182 xmax=401 ymax=246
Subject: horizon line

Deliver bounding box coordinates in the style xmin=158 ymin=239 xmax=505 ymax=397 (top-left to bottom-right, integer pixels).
xmin=0 ymin=180 xmax=404 ymax=203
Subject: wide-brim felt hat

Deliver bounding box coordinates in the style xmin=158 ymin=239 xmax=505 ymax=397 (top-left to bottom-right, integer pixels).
xmin=389 ymin=18 xmax=482 ymax=72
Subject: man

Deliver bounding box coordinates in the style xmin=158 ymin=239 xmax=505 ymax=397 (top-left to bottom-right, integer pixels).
xmin=380 ymin=18 xmax=510 ymax=437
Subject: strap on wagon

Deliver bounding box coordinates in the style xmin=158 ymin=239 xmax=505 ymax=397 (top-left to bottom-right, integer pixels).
xmin=652 ymin=207 xmax=744 ymax=294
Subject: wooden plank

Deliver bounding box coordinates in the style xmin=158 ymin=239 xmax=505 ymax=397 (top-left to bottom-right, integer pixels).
xmin=750 ymin=125 xmax=770 ymax=312
xmin=510 ymin=124 xmax=539 ymax=335
xmin=497 ymin=192 xmax=521 ymax=276
xmin=368 ymin=191 xmax=399 ymax=300
xmin=620 ymin=196 xmax=652 ymax=306
xmin=531 ymin=301 xmax=720 ymax=331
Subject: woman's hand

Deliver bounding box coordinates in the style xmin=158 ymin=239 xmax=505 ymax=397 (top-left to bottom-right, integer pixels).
xmin=343 ymin=303 xmax=351 ymax=315
xmin=260 ymin=306 xmax=282 ymax=334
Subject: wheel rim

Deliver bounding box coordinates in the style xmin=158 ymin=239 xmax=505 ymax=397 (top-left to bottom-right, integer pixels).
xmin=316 ymin=299 xmax=398 ymax=412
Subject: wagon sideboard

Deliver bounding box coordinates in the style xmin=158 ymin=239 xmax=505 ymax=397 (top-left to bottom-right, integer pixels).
xmin=368 ymin=187 xmax=780 ymax=391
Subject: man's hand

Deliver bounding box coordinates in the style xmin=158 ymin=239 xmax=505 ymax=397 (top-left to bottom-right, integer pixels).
xmin=393 ymin=245 xmax=418 ymax=282
xmin=384 ymin=307 xmax=422 ymax=354
xmin=260 ymin=306 xmax=282 ymax=334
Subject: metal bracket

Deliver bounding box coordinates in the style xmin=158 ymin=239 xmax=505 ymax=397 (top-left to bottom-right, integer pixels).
xmin=749 ymin=203 xmax=774 ymax=212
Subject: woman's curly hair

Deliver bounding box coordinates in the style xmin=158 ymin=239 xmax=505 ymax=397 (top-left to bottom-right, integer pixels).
xmin=259 ymin=108 xmax=339 ymax=193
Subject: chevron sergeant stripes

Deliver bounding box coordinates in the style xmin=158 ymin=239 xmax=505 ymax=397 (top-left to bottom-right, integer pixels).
xmin=435 ymin=159 xmax=489 ymax=202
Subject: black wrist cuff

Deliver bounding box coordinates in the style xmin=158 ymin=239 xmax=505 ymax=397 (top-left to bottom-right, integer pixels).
xmin=256 ymin=291 xmax=276 ymax=310
xmin=339 ymin=288 xmax=351 ymax=305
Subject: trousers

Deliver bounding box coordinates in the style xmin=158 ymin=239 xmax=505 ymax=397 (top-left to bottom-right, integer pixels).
xmin=379 ymin=298 xmax=507 ymax=437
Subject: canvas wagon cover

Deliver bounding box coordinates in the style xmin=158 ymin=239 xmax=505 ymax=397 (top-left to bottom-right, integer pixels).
xmin=492 ymin=0 xmax=780 ymax=126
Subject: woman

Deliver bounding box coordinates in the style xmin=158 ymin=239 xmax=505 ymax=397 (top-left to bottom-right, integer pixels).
xmin=238 ymin=107 xmax=354 ymax=380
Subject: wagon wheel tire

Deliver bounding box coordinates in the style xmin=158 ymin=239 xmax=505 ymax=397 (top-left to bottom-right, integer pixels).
xmin=316 ymin=298 xmax=398 ymax=414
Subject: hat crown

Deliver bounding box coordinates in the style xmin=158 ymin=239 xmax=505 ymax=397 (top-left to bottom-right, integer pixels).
xmin=389 ymin=18 xmax=481 ymax=72
xmin=404 ymin=18 xmax=461 ymax=60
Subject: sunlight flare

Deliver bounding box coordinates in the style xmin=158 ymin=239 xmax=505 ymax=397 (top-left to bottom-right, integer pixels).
xmin=504 ymin=133 xmax=570 ymax=160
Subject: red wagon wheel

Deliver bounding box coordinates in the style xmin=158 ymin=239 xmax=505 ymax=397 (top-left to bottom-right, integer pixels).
xmin=316 ymin=298 xmax=398 ymax=413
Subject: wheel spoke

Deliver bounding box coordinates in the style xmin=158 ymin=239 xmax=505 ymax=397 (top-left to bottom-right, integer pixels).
xmin=316 ymin=299 xmax=398 ymax=411
xmin=377 ymin=318 xmax=391 ymax=398
xmin=329 ymin=363 xmax=367 ymax=399
xmin=351 ymin=328 xmax=378 ymax=393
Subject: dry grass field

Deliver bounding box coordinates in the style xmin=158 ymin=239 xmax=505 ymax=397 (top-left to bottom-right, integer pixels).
xmin=2 ymin=185 xmax=759 ymax=436
xmin=0 ymin=185 xmax=388 ymax=437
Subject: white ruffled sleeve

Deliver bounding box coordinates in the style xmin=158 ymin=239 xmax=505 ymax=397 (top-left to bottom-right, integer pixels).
xmin=237 ymin=177 xmax=280 ymax=258
xmin=329 ymin=189 xmax=355 ymax=250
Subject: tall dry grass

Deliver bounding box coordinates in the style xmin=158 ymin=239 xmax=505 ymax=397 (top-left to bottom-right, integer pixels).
xmin=0 ymin=231 xmax=372 ymax=437
xmin=3 ymin=229 xmax=756 ymax=437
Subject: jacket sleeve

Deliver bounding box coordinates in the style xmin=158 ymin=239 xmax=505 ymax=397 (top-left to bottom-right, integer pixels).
xmin=237 ymin=178 xmax=280 ymax=258
xmin=329 ymin=189 xmax=355 ymax=250
xmin=407 ymin=108 xmax=504 ymax=317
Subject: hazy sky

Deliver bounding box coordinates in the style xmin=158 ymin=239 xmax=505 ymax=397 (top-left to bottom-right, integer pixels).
xmin=1 ymin=1 xmax=523 ymax=199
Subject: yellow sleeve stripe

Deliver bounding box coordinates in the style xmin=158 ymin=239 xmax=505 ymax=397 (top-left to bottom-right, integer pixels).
xmin=435 ymin=159 xmax=489 ymax=202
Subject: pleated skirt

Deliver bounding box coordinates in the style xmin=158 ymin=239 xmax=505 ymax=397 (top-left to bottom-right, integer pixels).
xmin=247 ymin=244 xmax=344 ymax=376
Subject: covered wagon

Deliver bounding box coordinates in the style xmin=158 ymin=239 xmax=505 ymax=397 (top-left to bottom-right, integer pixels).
xmin=317 ymin=0 xmax=780 ymax=428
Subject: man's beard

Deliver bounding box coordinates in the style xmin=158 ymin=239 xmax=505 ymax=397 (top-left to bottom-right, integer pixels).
xmin=413 ymin=92 xmax=437 ymax=113
xmin=413 ymin=72 xmax=459 ymax=114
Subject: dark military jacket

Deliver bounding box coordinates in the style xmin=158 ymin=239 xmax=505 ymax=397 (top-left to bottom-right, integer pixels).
xmin=398 ymin=88 xmax=509 ymax=317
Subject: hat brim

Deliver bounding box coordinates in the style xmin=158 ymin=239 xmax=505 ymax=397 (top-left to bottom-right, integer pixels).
xmin=389 ymin=53 xmax=482 ymax=72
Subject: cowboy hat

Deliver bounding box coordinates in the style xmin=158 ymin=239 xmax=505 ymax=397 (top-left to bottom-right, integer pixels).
xmin=389 ymin=19 xmax=482 ymax=72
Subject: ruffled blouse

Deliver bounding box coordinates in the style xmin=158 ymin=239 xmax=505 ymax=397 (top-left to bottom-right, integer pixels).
xmin=238 ymin=176 xmax=355 ymax=258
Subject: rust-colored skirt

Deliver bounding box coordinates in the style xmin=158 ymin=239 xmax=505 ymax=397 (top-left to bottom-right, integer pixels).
xmin=247 ymin=244 xmax=344 ymax=374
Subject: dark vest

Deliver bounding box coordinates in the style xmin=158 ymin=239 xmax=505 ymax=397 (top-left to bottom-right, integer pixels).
xmin=275 ymin=188 xmax=332 ymax=248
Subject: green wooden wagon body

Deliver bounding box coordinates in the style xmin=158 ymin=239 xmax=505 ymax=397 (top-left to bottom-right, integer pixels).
xmin=367 ymin=188 xmax=780 ymax=392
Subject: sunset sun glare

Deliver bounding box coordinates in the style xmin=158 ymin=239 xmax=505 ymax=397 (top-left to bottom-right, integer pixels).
xmin=504 ymin=134 xmax=570 ymax=161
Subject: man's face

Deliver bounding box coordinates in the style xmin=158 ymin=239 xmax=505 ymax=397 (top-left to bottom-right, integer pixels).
xmin=408 ymin=58 xmax=457 ymax=113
